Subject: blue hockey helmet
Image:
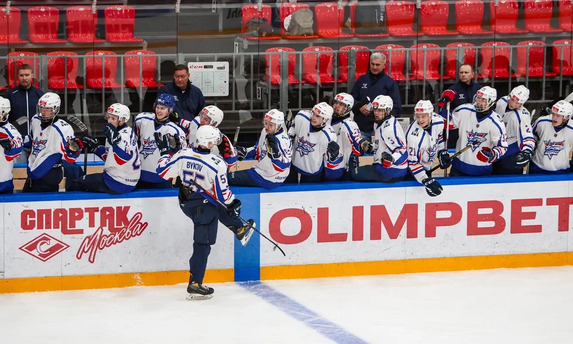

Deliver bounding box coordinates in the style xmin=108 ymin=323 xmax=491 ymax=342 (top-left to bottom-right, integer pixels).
xmin=155 ymin=93 xmax=176 ymax=110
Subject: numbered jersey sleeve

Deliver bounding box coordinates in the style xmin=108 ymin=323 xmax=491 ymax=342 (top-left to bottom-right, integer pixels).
xmin=0 ymin=122 xmax=23 ymax=191
xmin=102 ymin=126 xmax=141 ymax=193
xmin=531 ymin=116 xmax=573 ymax=172
xmin=406 ymin=114 xmax=445 ymax=183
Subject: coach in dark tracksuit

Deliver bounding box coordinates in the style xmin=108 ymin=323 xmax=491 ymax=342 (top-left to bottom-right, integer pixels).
xmin=4 ymin=64 xmax=44 ymax=137
xmin=351 ymin=52 xmax=401 ymax=141
xmin=157 ymin=64 xmax=205 ymax=121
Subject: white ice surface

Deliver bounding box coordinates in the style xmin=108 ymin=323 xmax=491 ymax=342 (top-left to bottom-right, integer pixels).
xmin=1 ymin=266 xmax=573 ymax=344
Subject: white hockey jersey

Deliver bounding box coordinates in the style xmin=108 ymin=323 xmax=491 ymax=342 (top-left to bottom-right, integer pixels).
xmin=0 ymin=121 xmax=23 ymax=192
xmin=495 ymin=97 xmax=535 ymax=156
xmin=449 ymin=105 xmax=508 ymax=175
xmin=157 ymin=147 xmax=235 ymax=206
xmin=288 ymin=110 xmax=343 ymax=179
xmin=531 ymin=115 xmax=573 ymax=173
xmin=27 ymin=116 xmax=79 ymax=179
xmin=331 ymin=116 xmax=364 ymax=172
xmin=242 ymin=127 xmax=292 ymax=188
xmin=94 ymin=124 xmax=141 ymax=193
xmin=371 ymin=115 xmax=408 ymax=178
xmin=406 ymin=113 xmax=445 ymax=183
xmin=179 ymin=117 xmax=238 ymax=168
xmin=135 ymin=112 xmax=187 ymax=184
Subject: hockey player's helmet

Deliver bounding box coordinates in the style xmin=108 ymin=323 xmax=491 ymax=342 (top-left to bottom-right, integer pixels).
xmin=551 ymin=100 xmax=573 ymax=121
xmin=155 ymin=93 xmax=176 ymax=110
xmin=0 ymin=96 xmax=10 ymax=122
xmin=414 ymin=100 xmax=434 ymax=115
xmin=195 ymin=125 xmax=220 ymax=148
xmin=473 ymin=86 xmax=497 ymax=112
xmin=264 ymin=109 xmax=284 ymax=132
xmin=372 ymin=95 xmax=393 ymax=113
xmin=37 ymin=92 xmax=61 ymax=122
xmin=199 ymin=105 xmax=224 ymax=128
xmin=333 ymin=92 xmax=354 ymax=115
xmin=106 ymin=103 xmax=131 ymax=122
xmin=312 ymin=102 xmax=334 ymax=128
xmin=509 ymin=85 xmax=530 ymax=105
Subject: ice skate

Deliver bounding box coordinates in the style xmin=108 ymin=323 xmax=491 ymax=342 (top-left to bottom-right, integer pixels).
xmin=233 ymin=219 xmax=255 ymax=246
xmin=186 ymin=281 xmax=214 ymax=300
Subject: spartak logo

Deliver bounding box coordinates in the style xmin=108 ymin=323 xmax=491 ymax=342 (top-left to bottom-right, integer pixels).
xmin=19 ymin=233 xmax=70 ymax=262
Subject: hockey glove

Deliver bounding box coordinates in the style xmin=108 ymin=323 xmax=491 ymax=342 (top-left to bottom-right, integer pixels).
xmin=0 ymin=138 xmax=11 ymax=151
xmin=476 ymin=147 xmax=497 ymax=163
xmin=327 ymin=141 xmax=340 ymax=162
xmin=167 ymin=134 xmax=182 ymax=153
xmin=359 ymin=139 xmax=374 ymax=155
xmin=154 ymin=132 xmax=175 ymax=156
xmin=81 ymin=135 xmax=100 ymax=153
xmin=266 ymin=134 xmax=281 ymax=159
xmin=422 ymin=178 xmax=443 ymax=197
xmin=169 ymin=111 xmax=180 ymax=124
xmin=236 ymin=146 xmax=248 ymax=161
xmin=103 ymin=123 xmax=121 ymax=146
xmin=515 ymin=150 xmax=532 ymax=168
xmin=381 ymin=152 xmax=395 ymax=168
xmin=217 ymin=134 xmax=233 ymax=159
xmin=436 ymin=89 xmax=456 ymax=108
xmin=437 ymin=149 xmax=452 ymax=169
xmin=66 ymin=138 xmax=84 ymax=153
xmin=227 ymin=199 xmax=242 ymax=219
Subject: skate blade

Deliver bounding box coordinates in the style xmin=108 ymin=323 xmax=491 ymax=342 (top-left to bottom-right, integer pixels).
xmin=240 ymin=227 xmax=255 ymax=246
xmin=186 ymin=293 xmax=213 ymax=301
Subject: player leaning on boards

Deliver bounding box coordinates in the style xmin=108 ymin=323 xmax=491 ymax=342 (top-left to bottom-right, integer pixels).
xmin=66 ymin=103 xmax=141 ymax=194
xmin=0 ymin=97 xmax=23 ymax=194
xmin=23 ymin=92 xmax=83 ymax=192
xmin=405 ymin=100 xmax=447 ymax=197
xmin=493 ymin=85 xmax=536 ymax=175
xmin=135 ymin=93 xmax=187 ymax=189
xmin=156 ymin=125 xmax=255 ymax=299
xmin=232 ymin=109 xmax=292 ymax=189
xmin=350 ymin=95 xmax=408 ymax=183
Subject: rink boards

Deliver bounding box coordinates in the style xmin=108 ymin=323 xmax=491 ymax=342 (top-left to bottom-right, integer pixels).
xmin=1 ymin=174 xmax=573 ymax=293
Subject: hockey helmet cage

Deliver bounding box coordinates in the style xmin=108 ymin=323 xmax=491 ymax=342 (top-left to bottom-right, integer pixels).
xmin=37 ymin=92 xmax=61 ymax=119
xmin=473 ymin=86 xmax=497 ymax=112
xmin=0 ymin=96 xmax=10 ymax=122
xmin=509 ymin=85 xmax=530 ymax=105
xmin=107 ymin=103 xmax=131 ymax=122
xmin=195 ymin=125 xmax=220 ymax=147
xmin=200 ymin=105 xmax=224 ymax=128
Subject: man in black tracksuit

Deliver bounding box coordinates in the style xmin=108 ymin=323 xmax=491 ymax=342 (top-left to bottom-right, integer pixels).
xmin=157 ymin=64 xmax=205 ymax=121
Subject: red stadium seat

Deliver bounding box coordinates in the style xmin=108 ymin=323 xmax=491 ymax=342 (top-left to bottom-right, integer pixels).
xmin=27 ymin=6 xmax=67 ymax=44
xmin=489 ymin=0 xmax=528 ymax=34
xmin=66 ymin=6 xmax=104 ymax=43
xmin=85 ymin=50 xmax=122 ymax=89
xmin=445 ymin=42 xmax=477 ymax=79
xmin=0 ymin=7 xmax=28 ymax=44
xmin=315 ymin=2 xmax=353 ymax=38
xmin=558 ymin=0 xmax=572 ymax=31
xmin=6 ymin=52 xmax=40 ymax=88
xmin=376 ymin=44 xmax=407 ymax=81
xmin=479 ymin=41 xmax=515 ymax=79
xmin=338 ymin=45 xmax=370 ymax=82
xmin=124 ymin=50 xmax=159 ymax=88
xmin=47 ymin=51 xmax=83 ymax=90
xmin=455 ymin=0 xmax=493 ymax=35
xmin=279 ymin=3 xmax=319 ymax=39
xmin=265 ymin=47 xmax=299 ymax=85
xmin=385 ymin=1 xmax=417 ymax=36
xmin=410 ymin=44 xmax=445 ymax=80
xmin=420 ymin=1 xmax=458 ymax=36
xmin=302 ymin=46 xmax=336 ymax=84
xmin=552 ymin=40 xmax=573 ymax=76
xmin=524 ymin=0 xmax=562 ymax=33
xmin=104 ymin=5 xmax=143 ymax=42
xmin=241 ymin=4 xmax=279 ymax=40
xmin=516 ymin=41 xmax=556 ymax=77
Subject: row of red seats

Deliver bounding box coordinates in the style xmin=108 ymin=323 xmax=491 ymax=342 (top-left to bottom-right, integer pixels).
xmin=264 ymin=40 xmax=573 ymax=85
xmin=1 ymin=50 xmax=157 ymax=92
xmin=0 ymin=5 xmax=142 ymax=44
xmin=243 ymin=0 xmax=573 ymax=40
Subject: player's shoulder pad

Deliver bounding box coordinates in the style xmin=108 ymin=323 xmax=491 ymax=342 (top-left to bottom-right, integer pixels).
xmin=135 ymin=112 xmax=155 ymax=121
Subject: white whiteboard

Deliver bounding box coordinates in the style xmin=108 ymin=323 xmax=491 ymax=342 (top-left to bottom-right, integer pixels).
xmin=187 ymin=61 xmax=229 ymax=97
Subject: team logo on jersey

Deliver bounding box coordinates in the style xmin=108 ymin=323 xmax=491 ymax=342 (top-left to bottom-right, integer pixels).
xmin=31 ymin=139 xmax=47 ymax=156
xmin=412 ymin=128 xmax=420 ymax=136
xmin=296 ymin=137 xmax=316 ymax=157
xmin=465 ymin=130 xmax=488 ymax=151
xmin=141 ymin=137 xmax=156 ymax=158
xmin=543 ymin=140 xmax=565 ymax=159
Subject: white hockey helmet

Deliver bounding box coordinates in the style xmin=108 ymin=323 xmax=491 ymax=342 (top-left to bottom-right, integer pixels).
xmin=414 ymin=100 xmax=434 ymax=115
xmin=333 ymin=92 xmax=354 ymax=115
xmin=371 ymin=95 xmax=393 ymax=113
xmin=312 ymin=102 xmax=334 ymax=127
xmin=551 ymin=100 xmax=573 ymax=121
xmin=264 ymin=109 xmax=285 ymax=131
xmin=473 ymin=86 xmax=497 ymax=112
xmin=37 ymin=92 xmax=61 ymax=119
xmin=195 ymin=125 xmax=220 ymax=148
xmin=509 ymin=85 xmax=530 ymax=105
xmin=0 ymin=96 xmax=10 ymax=122
xmin=199 ymin=105 xmax=224 ymax=128
xmin=106 ymin=103 xmax=131 ymax=122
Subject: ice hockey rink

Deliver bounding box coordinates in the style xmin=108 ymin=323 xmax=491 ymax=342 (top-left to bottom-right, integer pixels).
xmin=1 ymin=266 xmax=572 ymax=344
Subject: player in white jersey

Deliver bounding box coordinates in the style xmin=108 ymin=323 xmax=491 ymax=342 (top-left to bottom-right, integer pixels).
xmin=23 ymin=92 xmax=83 ymax=192
xmin=177 ymin=105 xmax=238 ymax=168
xmin=350 ymin=95 xmax=408 ymax=182
xmin=448 ymin=86 xmax=508 ymax=176
xmin=232 ymin=109 xmax=292 ymax=189
xmin=67 ymin=103 xmax=141 ymax=194
xmin=0 ymin=97 xmax=23 ymax=194
xmin=530 ymin=100 xmax=573 ymax=174
xmin=156 ymin=125 xmax=255 ymax=299
xmin=406 ymin=100 xmax=446 ymax=196
xmin=135 ymin=93 xmax=187 ymax=189
xmin=493 ymin=85 xmax=536 ymax=174
xmin=330 ymin=92 xmax=371 ymax=180
xmin=286 ymin=102 xmax=343 ymax=183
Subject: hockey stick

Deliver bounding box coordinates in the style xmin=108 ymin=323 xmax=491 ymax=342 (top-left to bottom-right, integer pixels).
xmin=565 ymin=91 xmax=573 ymax=103
xmin=444 ymin=102 xmax=451 ymax=177
xmin=66 ymin=115 xmax=89 ymax=175
xmin=186 ymin=177 xmax=286 ymax=256
xmin=429 ymin=144 xmax=472 ymax=174
xmin=232 ymin=126 xmax=240 ymax=177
